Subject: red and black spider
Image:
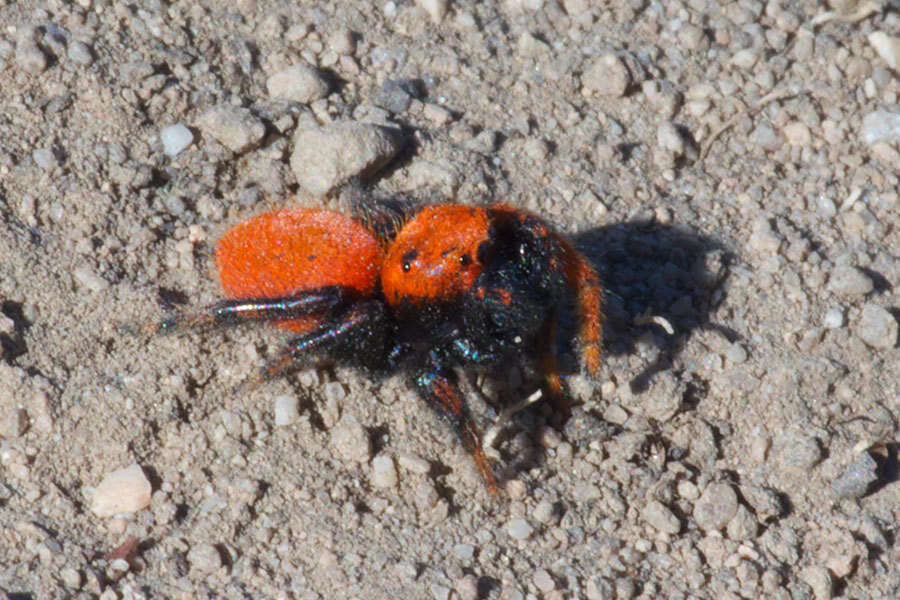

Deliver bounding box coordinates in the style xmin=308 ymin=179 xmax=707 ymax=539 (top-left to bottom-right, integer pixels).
xmin=157 ymin=199 xmax=604 ymax=494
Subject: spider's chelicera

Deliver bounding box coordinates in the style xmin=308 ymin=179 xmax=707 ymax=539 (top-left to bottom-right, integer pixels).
xmin=158 ymin=199 xmax=605 ymax=494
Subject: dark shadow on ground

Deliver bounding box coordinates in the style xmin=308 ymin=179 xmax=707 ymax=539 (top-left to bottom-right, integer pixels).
xmin=574 ymin=219 xmax=733 ymax=393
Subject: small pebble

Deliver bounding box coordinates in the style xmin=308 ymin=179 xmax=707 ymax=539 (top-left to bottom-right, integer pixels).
xmin=726 ymin=342 xmax=747 ymax=363
xmin=832 ymin=451 xmax=879 ymax=499
xmin=782 ymin=121 xmax=811 ymax=146
xmin=506 ymin=517 xmax=534 ymax=540
xmin=799 ymin=565 xmax=833 ymax=600
xmin=827 ymin=266 xmax=873 ymax=298
xmin=455 ymin=574 xmax=478 ymax=600
xmin=417 ymin=0 xmax=448 ymax=23
xmin=868 ymin=32 xmax=900 ymax=71
xmin=372 ymin=79 xmax=420 ymax=113
xmin=32 ymin=148 xmax=59 ymax=170
xmin=423 ymin=103 xmax=452 ymax=125
xmin=2 ymin=406 xmax=28 ymax=437
xmin=67 ymin=40 xmax=94 ymax=65
xmin=582 ymin=54 xmax=630 ymax=97
xmin=15 ymin=40 xmax=48 ymax=74
xmin=860 ymin=110 xmax=900 ymax=145
xmin=777 ymin=431 xmax=823 ymax=469
xmin=266 ymin=63 xmax=330 ymax=104
xmin=198 ymin=105 xmax=266 ymax=153
xmin=726 ymin=504 xmax=758 ymax=541
xmin=532 ymin=499 xmax=555 ymax=523
xmin=453 ymin=543 xmax=474 ymax=561
xmin=327 ymin=28 xmax=356 ymax=55
xmin=533 ymin=569 xmax=555 ymax=593
xmin=643 ymin=500 xmax=681 ymax=534
xmin=73 ymin=264 xmax=109 ymax=292
xmin=91 ymin=464 xmax=152 ymax=517
xmin=187 ymin=542 xmax=222 ymax=575
xmin=160 ymin=124 xmax=194 ymax=157
xmin=657 ymin=122 xmax=685 ymax=156
xmin=371 ymin=454 xmax=398 ymax=488
xmin=397 ymin=452 xmax=431 ymax=474
xmin=750 ymin=124 xmax=782 ymax=151
xmin=693 ymin=483 xmax=738 ymax=531
xmin=823 ymin=307 xmax=844 ymax=329
xmin=273 ymin=394 xmax=300 ymax=426
xmin=856 ymin=304 xmax=898 ymax=350
xmin=60 ymin=567 xmax=82 ymax=589
xmin=330 ymin=413 xmax=372 ymax=463
xmin=291 ymin=121 xmax=405 ymax=196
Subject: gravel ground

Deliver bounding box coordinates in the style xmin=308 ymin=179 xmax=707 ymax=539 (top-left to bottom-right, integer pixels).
xmin=1 ymin=1 xmax=899 ymax=599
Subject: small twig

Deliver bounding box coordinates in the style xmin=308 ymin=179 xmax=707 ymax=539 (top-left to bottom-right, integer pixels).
xmin=811 ymin=1 xmax=882 ymax=27
xmin=633 ymin=314 xmax=675 ymax=335
xmin=483 ymin=389 xmax=543 ymax=449
xmin=701 ymin=87 xmax=808 ymax=160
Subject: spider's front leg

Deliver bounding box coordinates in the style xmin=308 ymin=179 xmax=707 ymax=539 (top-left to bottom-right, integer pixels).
xmin=414 ymin=360 xmax=500 ymax=496
xmin=154 ymin=286 xmax=349 ymax=335
xmin=254 ymin=300 xmax=391 ymax=383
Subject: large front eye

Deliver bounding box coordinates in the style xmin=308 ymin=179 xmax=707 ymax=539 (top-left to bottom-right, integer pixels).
xmin=458 ymin=254 xmax=472 ymax=266
xmin=402 ymin=262 xmax=411 ymax=272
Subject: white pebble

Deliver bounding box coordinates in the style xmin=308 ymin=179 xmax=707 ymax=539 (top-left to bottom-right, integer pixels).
xmin=160 ymin=124 xmax=193 ymax=157
xmin=330 ymin=413 xmax=372 ymax=462
xmin=823 ymin=307 xmax=844 ymax=329
xmin=506 ymin=517 xmax=534 ymax=540
xmin=273 ymin=394 xmax=300 ymax=426
xmin=860 ymin=110 xmax=900 ymax=146
xmin=371 ymin=454 xmax=398 ymax=488
xmin=91 ymin=464 xmax=152 ymax=517
xmin=868 ymin=32 xmax=900 ymax=71
xmin=416 ymin=0 xmax=448 ymax=22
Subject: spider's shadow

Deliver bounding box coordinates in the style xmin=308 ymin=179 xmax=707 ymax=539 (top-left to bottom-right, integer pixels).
xmin=575 ymin=221 xmax=738 ymax=392
xmin=574 ymin=219 xmax=733 ymax=392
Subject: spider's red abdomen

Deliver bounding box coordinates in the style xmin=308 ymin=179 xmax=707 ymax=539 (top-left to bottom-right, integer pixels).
xmin=215 ymin=209 xmax=384 ymax=332
xmin=381 ymin=205 xmax=491 ymax=307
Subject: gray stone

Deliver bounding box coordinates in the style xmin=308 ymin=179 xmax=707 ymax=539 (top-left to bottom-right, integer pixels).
xmin=582 ymin=54 xmax=631 ymax=97
xmin=15 ymin=40 xmax=47 ymax=74
xmin=187 ymin=543 xmax=222 ymax=574
xmin=693 ymin=483 xmax=738 ymax=531
xmin=506 ymin=517 xmax=534 ymax=540
xmin=266 ymin=63 xmax=330 ymax=104
xmin=330 ymin=413 xmax=372 ymax=462
xmin=832 ymin=451 xmax=879 ymax=499
xmin=198 ymin=105 xmax=265 ymax=153
xmin=750 ymin=124 xmax=782 ymax=151
xmin=642 ymin=500 xmax=681 ymax=534
xmin=827 ymin=266 xmax=873 ymax=297
xmin=291 ymin=121 xmax=404 ymax=196
xmin=857 ymin=304 xmax=898 ymax=349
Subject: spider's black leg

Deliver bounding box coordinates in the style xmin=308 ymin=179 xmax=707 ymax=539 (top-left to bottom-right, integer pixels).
xmin=254 ymin=300 xmax=390 ymax=382
xmin=415 ymin=362 xmax=500 ymax=496
xmin=155 ymin=286 xmax=348 ymax=335
xmin=538 ymin=315 xmax=568 ymax=415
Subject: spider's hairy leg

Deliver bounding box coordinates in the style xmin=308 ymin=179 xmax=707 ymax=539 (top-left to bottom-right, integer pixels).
xmin=559 ymin=240 xmax=605 ymax=377
xmin=253 ymin=300 xmax=390 ymax=383
xmin=415 ymin=368 xmax=500 ymax=496
xmin=538 ymin=315 xmax=567 ymax=414
xmin=153 ymin=286 xmax=348 ymax=335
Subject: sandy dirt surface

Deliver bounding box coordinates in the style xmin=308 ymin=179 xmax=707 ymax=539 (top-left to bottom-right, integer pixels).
xmin=1 ymin=1 xmax=899 ymax=599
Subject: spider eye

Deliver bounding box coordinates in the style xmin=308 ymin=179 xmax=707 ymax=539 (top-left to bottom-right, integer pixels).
xmin=458 ymin=254 xmax=472 ymax=266
xmin=402 ymin=262 xmax=411 ymax=272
